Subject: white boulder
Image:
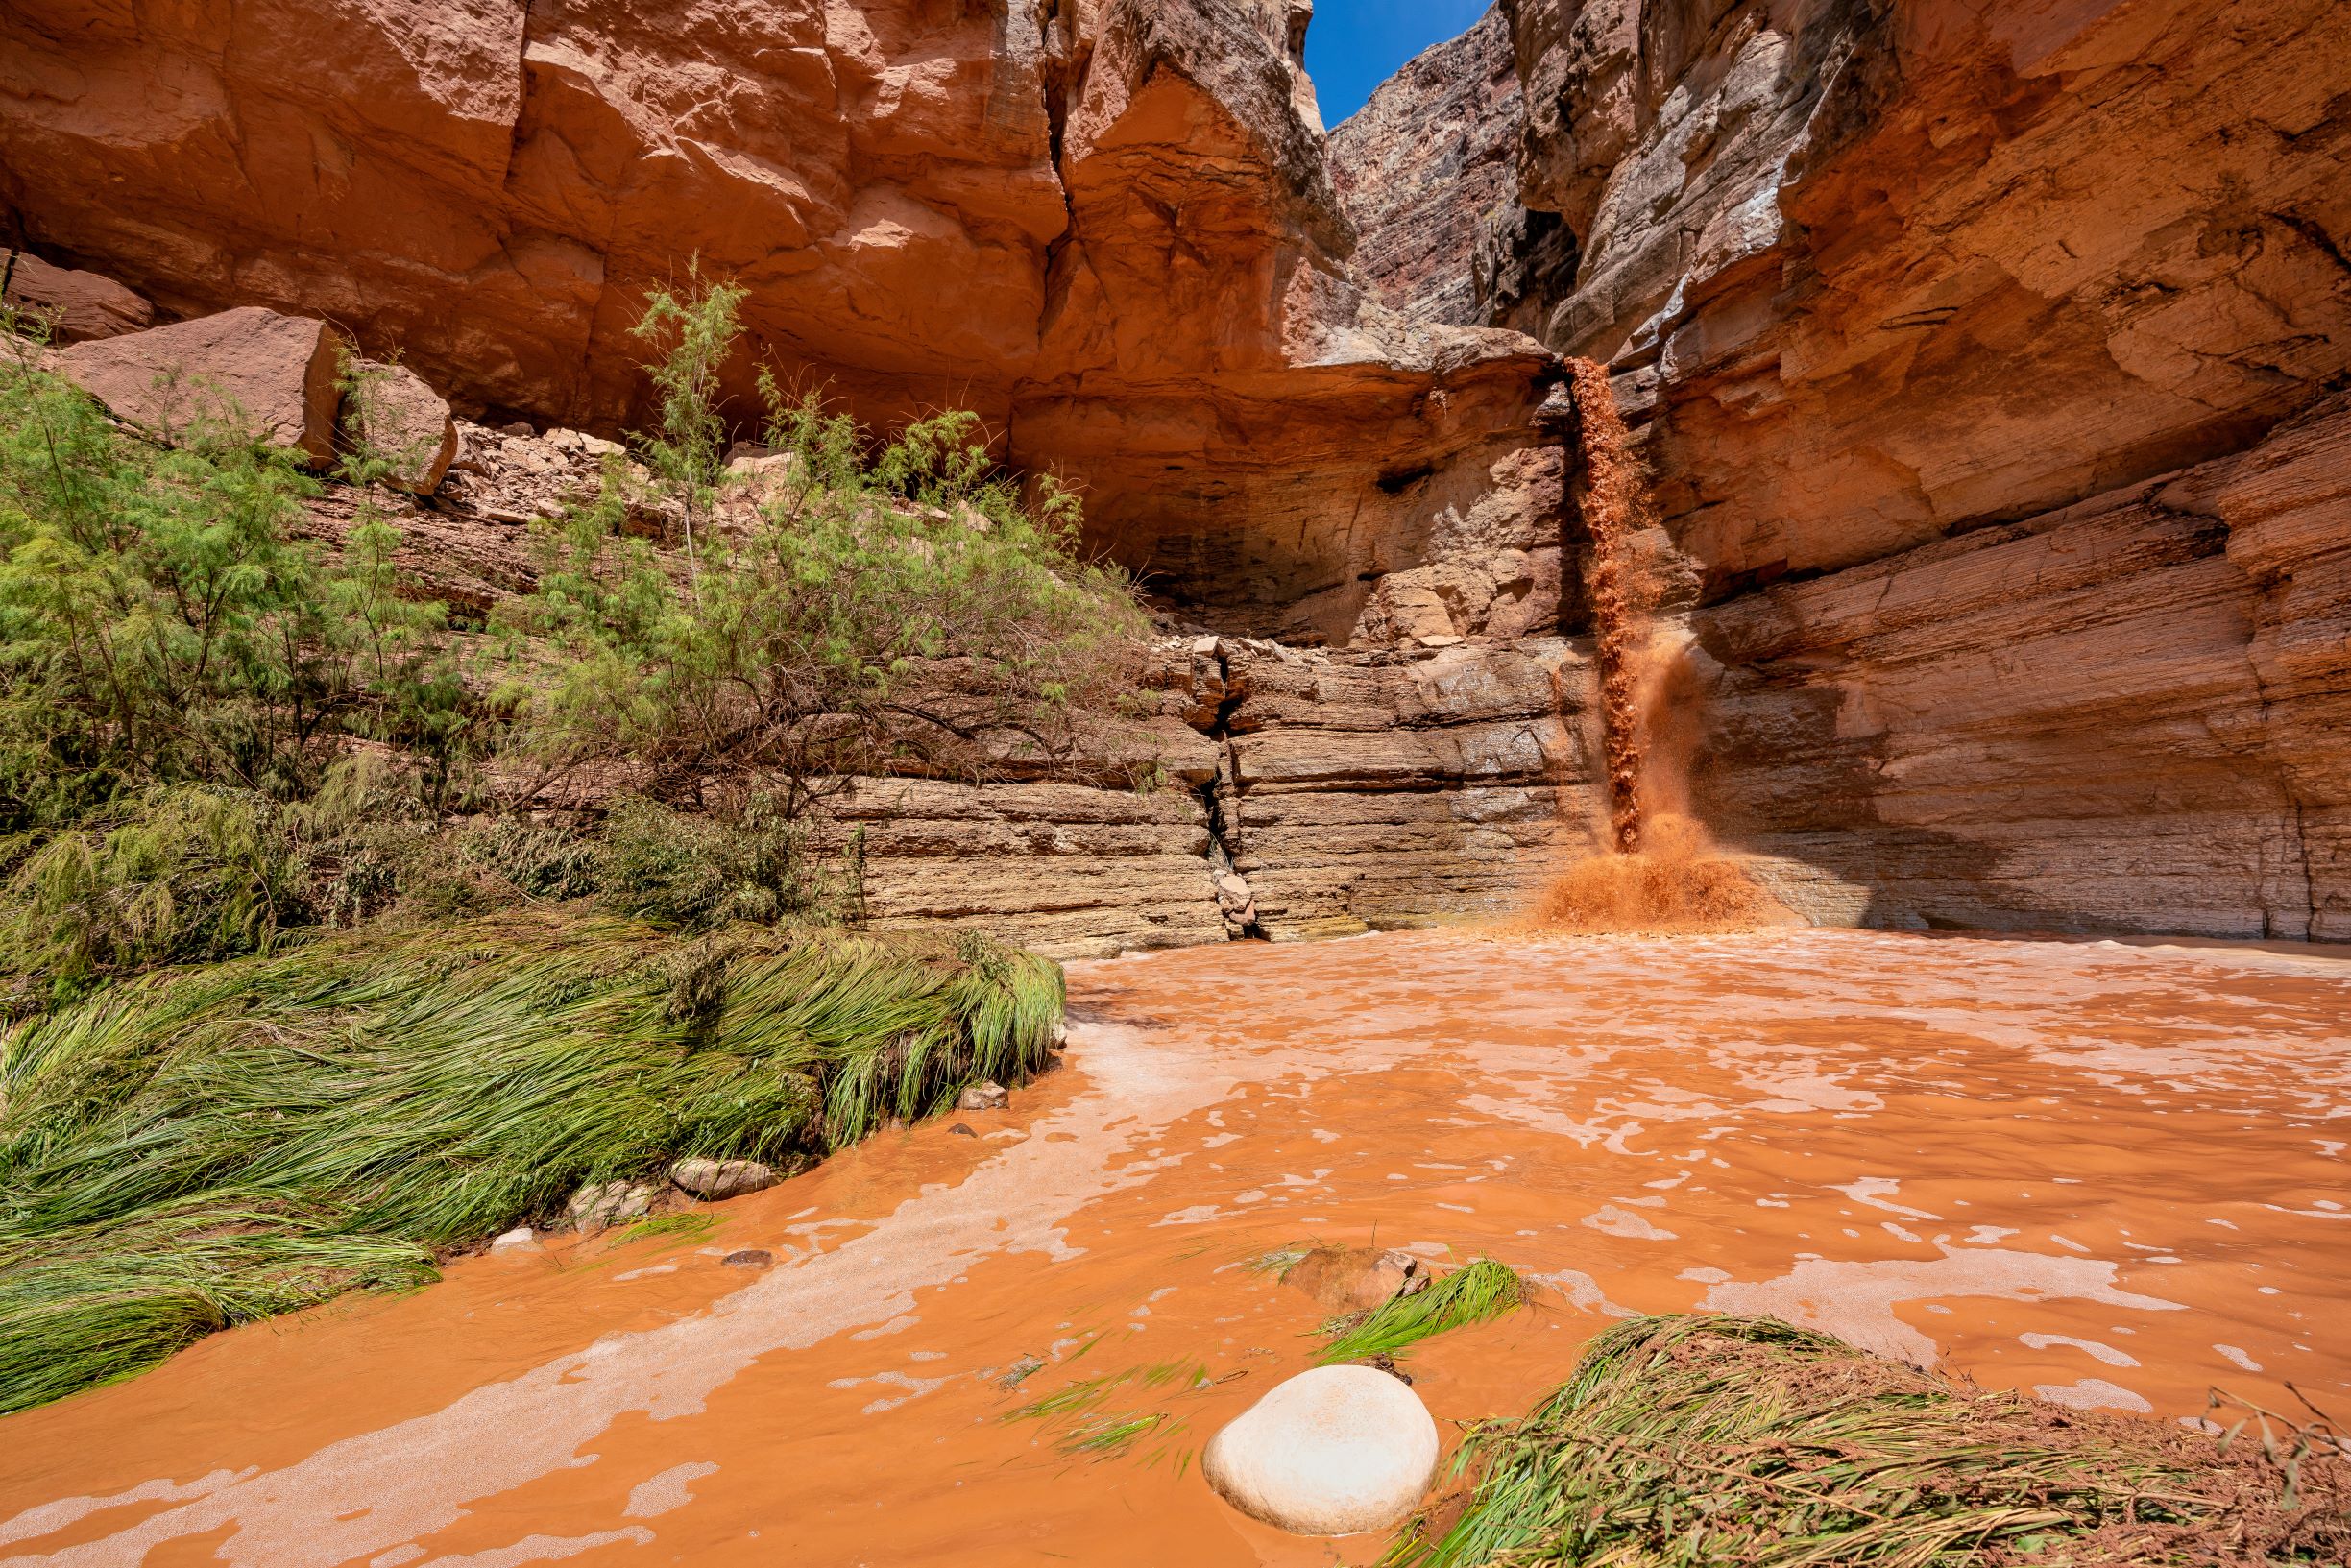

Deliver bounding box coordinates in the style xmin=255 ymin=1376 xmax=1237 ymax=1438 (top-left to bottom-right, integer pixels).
xmin=669 ymin=1156 xmax=777 ymax=1200
xmin=567 ymin=1179 xmax=657 ymax=1231
xmin=1201 ymin=1365 xmax=1440 ymax=1536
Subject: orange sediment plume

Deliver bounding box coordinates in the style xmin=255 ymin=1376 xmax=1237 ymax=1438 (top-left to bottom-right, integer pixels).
xmin=5 ymin=930 xmax=2348 ymax=1565
xmin=1533 ymin=812 xmax=1782 ymax=933
xmin=1562 ymin=357 xmax=1651 ymax=856
xmin=1539 ymin=359 xmax=1781 ymax=931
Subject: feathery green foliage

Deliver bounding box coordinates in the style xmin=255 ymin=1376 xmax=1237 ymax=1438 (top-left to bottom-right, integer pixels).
xmin=1319 ymin=1258 xmax=1528 ymax=1365
xmin=1388 ymin=1315 xmax=2351 ymax=1568
xmin=629 ymin=260 xmax=742 ymax=603
xmin=0 ymin=910 xmax=1063 ymax=1413
xmin=0 ymin=311 xmax=471 ymax=827
xmin=3 ymin=275 xmax=1146 ymax=1008
xmin=497 ymin=277 xmax=1150 ymax=815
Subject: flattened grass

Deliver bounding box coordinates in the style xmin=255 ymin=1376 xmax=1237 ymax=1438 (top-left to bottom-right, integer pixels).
xmin=1319 ymin=1258 xmax=1527 ymax=1366
xmin=1389 ymin=1315 xmax=2350 ymax=1567
xmin=0 ymin=909 xmax=1062 ymax=1413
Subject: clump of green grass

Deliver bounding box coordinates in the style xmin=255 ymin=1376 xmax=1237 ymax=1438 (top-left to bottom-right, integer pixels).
xmin=1387 ymin=1314 xmax=2351 ymax=1567
xmin=0 ymin=909 xmax=1061 ymax=1414
xmin=1006 ymin=1358 xmax=1221 ymax=1465
xmin=1318 ymin=1258 xmax=1527 ymax=1366
xmin=617 ymin=1213 xmax=723 ymax=1246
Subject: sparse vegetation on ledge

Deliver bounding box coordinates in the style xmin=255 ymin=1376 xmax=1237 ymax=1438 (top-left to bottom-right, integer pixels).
xmin=0 ymin=277 xmax=1148 ymax=1003
xmin=0 ymin=274 xmax=1129 ymax=1413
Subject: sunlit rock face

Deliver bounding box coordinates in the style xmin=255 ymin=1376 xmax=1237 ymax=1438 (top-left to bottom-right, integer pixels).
xmin=1328 ymin=7 xmax=1524 ymax=328
xmin=1687 ymin=396 xmax=2351 ymax=941
xmin=8 ymin=0 xmax=2346 ymax=939
xmin=0 ymin=0 xmax=1560 ymax=643
xmin=1352 ymin=0 xmax=2351 ymax=594
xmin=1329 ymin=0 xmax=2351 ymax=940
xmin=0 ymin=0 xmax=1061 ymax=431
xmin=1015 ymin=0 xmax=1561 ymax=643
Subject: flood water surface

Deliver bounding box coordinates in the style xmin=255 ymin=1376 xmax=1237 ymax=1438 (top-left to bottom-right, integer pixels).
xmin=4 ymin=929 xmax=2348 ymax=1566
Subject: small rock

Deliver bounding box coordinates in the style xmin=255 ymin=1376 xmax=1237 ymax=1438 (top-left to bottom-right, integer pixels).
xmin=54 ymin=306 xmax=340 ymax=462
xmin=546 ymin=425 xmax=621 ymax=457
xmin=668 ymin=1157 xmax=778 ymax=1201
xmin=346 ymin=357 xmax=457 ymax=494
xmin=1202 ymin=1365 xmax=1440 ymax=1536
xmin=1284 ymin=1246 xmax=1428 ymax=1315
xmin=489 ymin=1225 xmax=537 ymax=1253
xmin=566 ymin=1179 xmax=658 ymax=1231
xmin=722 ymin=1249 xmax=774 ymax=1269
xmin=1216 ymin=870 xmax=1259 ymax=925
xmin=956 ymin=1081 xmax=1009 ymax=1112
xmin=3 ymin=252 xmax=154 ymax=342
xmin=950 ymin=1122 xmax=978 ymax=1138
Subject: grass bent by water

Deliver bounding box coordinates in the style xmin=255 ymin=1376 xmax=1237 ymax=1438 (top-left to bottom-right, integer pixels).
xmin=1390 ymin=1314 xmax=2349 ymax=1567
xmin=0 ymin=908 xmax=1062 ymax=1414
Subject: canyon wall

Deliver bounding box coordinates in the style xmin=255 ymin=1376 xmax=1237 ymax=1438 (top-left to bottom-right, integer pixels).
xmin=1331 ymin=0 xmax=2351 ymax=940
xmin=7 ymin=0 xmax=2347 ymax=945
xmin=0 ymin=0 xmax=1557 ymax=643
xmin=1327 ymin=7 xmax=1522 ymax=327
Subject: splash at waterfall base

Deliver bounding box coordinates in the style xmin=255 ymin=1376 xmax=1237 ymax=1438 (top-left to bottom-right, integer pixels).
xmin=1527 ymin=361 xmax=1787 ymax=935
xmin=1531 ymin=812 xmax=1789 ymax=933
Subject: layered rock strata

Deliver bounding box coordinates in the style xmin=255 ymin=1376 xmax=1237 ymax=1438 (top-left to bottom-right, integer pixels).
xmin=12 ymin=0 xmax=2349 ymax=946
xmin=1327 ymin=0 xmax=2351 ymax=941
xmin=1691 ymin=398 xmax=2351 ymax=941
xmin=1328 ymin=8 xmax=1522 ymax=326
xmin=1344 ymin=0 xmax=2351 ymax=593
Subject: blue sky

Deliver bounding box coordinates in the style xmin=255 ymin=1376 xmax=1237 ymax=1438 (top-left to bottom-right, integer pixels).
xmin=1305 ymin=0 xmax=1493 ymax=126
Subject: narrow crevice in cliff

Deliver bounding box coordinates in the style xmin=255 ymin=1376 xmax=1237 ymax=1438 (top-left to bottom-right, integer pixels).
xmin=1190 ymin=641 xmax=1263 ymax=941
xmin=1032 ymin=0 xmax=1085 ymax=175
xmin=2241 ymin=633 xmax=2322 ymax=942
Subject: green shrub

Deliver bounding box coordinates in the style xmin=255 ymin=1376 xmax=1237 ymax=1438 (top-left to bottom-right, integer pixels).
xmin=0 ymin=314 xmax=474 ymax=825
xmin=496 ymin=277 xmax=1150 ymax=815
xmin=594 ymin=793 xmax=852 ymax=930
xmin=0 ymin=786 xmax=319 ymax=1009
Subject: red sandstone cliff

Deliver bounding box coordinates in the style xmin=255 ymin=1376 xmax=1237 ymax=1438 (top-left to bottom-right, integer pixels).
xmin=1328 ymin=8 xmax=1522 ymax=327
xmin=1326 ymin=0 xmax=2351 ymax=942
xmin=0 ymin=0 xmax=1558 ymax=642
xmin=7 ymin=0 xmax=2348 ymax=944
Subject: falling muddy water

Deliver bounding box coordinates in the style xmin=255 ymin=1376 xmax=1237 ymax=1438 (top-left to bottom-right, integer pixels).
xmin=1559 ymin=356 xmax=1650 ymax=857
xmin=4 ymin=929 xmax=2349 ymax=1567
xmin=1539 ymin=361 xmax=1771 ymax=928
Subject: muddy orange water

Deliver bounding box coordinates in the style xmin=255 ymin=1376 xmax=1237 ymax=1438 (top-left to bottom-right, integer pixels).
xmin=5 ymin=929 xmax=2350 ymax=1567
